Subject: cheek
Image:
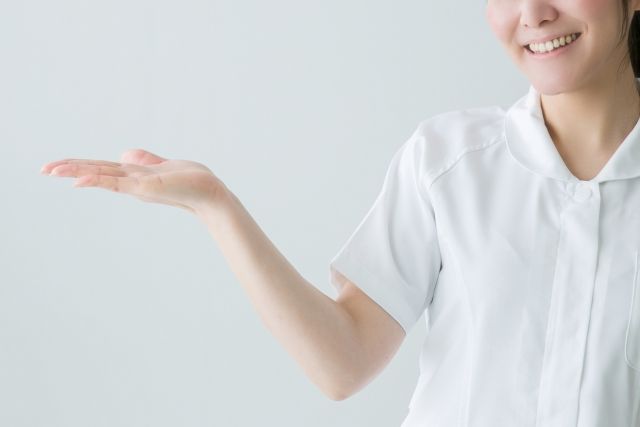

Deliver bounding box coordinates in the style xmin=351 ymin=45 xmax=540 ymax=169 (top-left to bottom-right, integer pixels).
xmin=485 ymin=5 xmax=515 ymax=45
xmin=574 ymin=0 xmax=623 ymax=42
xmin=574 ymin=0 xmax=620 ymax=35
xmin=575 ymin=0 xmax=611 ymax=17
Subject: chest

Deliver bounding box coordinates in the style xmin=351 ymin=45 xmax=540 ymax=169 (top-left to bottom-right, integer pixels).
xmin=429 ymin=163 xmax=640 ymax=369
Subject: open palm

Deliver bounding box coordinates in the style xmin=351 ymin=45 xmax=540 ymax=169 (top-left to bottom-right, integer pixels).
xmin=41 ymin=149 xmax=225 ymax=215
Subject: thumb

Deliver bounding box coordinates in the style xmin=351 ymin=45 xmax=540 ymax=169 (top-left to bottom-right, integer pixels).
xmin=120 ymin=149 xmax=167 ymax=166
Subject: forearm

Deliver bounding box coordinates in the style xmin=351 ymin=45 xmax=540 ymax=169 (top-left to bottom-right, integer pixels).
xmin=195 ymin=187 xmax=360 ymax=400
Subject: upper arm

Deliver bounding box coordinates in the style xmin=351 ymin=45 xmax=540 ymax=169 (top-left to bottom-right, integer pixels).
xmin=334 ymin=271 xmax=406 ymax=398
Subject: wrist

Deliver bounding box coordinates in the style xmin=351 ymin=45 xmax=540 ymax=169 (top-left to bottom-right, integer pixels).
xmin=194 ymin=180 xmax=236 ymax=227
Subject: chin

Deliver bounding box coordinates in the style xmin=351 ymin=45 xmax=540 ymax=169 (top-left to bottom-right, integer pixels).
xmin=532 ymin=84 xmax=565 ymax=96
xmin=526 ymin=74 xmax=580 ymax=96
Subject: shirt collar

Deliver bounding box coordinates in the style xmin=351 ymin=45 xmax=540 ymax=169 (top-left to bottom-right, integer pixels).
xmin=504 ymin=77 xmax=640 ymax=183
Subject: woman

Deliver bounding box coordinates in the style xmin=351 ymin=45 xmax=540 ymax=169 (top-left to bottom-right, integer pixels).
xmin=40 ymin=0 xmax=640 ymax=425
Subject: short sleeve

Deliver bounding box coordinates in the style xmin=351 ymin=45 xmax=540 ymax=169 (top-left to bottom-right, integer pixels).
xmin=329 ymin=125 xmax=442 ymax=334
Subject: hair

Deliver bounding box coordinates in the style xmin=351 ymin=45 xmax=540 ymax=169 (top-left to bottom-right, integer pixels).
xmin=619 ymin=1 xmax=640 ymax=77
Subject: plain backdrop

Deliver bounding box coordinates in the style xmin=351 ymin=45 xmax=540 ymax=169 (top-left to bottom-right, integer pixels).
xmin=0 ymin=1 xmax=529 ymax=426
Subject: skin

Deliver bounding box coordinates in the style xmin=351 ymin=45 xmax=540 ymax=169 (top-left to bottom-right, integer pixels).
xmin=40 ymin=149 xmax=225 ymax=216
xmin=486 ymin=0 xmax=640 ymax=180
xmin=40 ymin=152 xmax=396 ymax=401
xmin=191 ymin=187 xmax=372 ymax=401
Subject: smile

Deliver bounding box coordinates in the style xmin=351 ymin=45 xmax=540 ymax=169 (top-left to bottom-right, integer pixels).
xmin=524 ymin=33 xmax=582 ymax=58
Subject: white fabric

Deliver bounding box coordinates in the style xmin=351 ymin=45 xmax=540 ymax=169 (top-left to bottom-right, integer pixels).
xmin=329 ymin=78 xmax=640 ymax=426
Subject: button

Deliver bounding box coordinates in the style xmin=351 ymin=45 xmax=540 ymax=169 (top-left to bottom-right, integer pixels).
xmin=573 ymin=182 xmax=592 ymax=202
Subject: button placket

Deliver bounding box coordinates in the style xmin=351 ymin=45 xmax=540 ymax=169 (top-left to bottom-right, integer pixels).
xmin=537 ymin=180 xmax=601 ymax=425
xmin=573 ymin=182 xmax=592 ymax=202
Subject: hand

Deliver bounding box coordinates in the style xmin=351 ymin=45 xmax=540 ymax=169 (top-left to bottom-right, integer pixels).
xmin=40 ymin=149 xmax=227 ymax=215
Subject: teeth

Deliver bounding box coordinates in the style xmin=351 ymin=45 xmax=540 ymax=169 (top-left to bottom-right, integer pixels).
xmin=528 ymin=33 xmax=578 ymax=53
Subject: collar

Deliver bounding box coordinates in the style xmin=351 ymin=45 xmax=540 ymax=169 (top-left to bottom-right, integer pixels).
xmin=504 ymin=77 xmax=640 ymax=183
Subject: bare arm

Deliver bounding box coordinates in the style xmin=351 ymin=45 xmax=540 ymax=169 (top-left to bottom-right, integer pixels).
xmin=333 ymin=272 xmax=406 ymax=399
xmin=40 ymin=149 xmax=406 ymax=401
xmin=198 ymin=187 xmax=405 ymax=400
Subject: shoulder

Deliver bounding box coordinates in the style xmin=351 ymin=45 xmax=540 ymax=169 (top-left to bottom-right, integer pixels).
xmin=410 ymin=105 xmax=507 ymax=184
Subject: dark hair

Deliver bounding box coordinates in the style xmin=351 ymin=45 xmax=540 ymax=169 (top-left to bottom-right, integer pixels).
xmin=620 ymin=1 xmax=640 ymax=77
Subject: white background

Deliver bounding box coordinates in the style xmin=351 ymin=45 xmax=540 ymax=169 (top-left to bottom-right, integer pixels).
xmin=0 ymin=0 xmax=528 ymax=425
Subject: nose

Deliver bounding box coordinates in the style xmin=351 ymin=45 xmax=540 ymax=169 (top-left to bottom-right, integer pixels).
xmin=519 ymin=0 xmax=559 ymax=29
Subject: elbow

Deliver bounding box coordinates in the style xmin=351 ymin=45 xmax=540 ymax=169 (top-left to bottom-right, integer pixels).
xmin=326 ymin=377 xmax=361 ymax=401
xmin=317 ymin=376 xmax=355 ymax=401
xmin=324 ymin=359 xmax=366 ymax=402
xmin=327 ymin=387 xmax=351 ymax=402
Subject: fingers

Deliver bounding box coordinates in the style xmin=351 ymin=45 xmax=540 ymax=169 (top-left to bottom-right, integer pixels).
xmin=74 ymin=174 xmax=141 ymax=193
xmin=42 ymin=159 xmax=150 ymax=195
xmin=41 ymin=159 xmax=122 ymax=174
xmin=45 ymin=163 xmax=128 ymax=178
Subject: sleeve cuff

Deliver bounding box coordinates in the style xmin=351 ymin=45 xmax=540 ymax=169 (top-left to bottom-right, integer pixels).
xmin=329 ymin=249 xmax=422 ymax=335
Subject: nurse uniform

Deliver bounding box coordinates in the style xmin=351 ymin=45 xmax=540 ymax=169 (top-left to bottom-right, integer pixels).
xmin=329 ymin=77 xmax=640 ymax=426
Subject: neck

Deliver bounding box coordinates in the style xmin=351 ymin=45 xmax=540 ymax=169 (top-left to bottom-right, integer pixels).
xmin=540 ymin=69 xmax=640 ymax=153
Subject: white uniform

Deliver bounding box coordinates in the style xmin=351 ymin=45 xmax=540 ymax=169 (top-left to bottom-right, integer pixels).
xmin=329 ymin=78 xmax=640 ymax=426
